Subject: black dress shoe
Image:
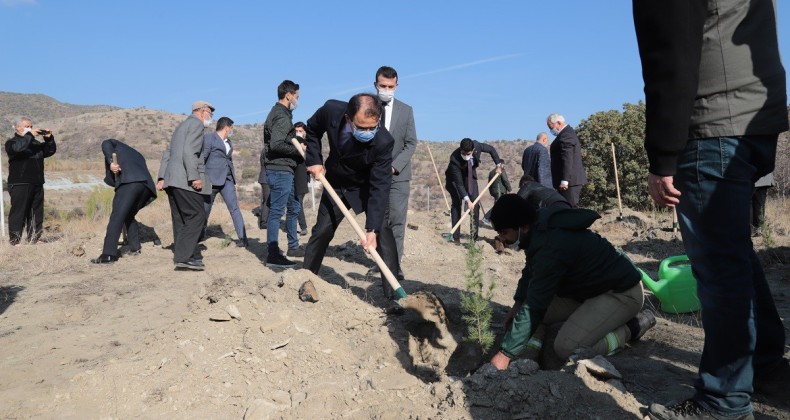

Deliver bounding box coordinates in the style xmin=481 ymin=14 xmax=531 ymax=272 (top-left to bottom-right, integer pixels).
xmin=236 ymin=238 xmax=249 ymax=248
xmin=90 ymin=254 xmax=118 ymax=264
xmin=175 ymin=260 xmax=205 ymax=271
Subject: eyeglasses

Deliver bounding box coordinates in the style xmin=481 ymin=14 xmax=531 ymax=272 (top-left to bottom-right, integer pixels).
xmin=351 ymin=120 xmax=380 ymax=132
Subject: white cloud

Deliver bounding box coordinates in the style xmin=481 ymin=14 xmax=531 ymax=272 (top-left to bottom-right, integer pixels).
xmin=333 ymin=53 xmax=522 ymax=95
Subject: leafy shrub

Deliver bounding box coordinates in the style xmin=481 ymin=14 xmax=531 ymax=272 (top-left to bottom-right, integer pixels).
xmin=84 ymin=186 xmax=115 ymax=220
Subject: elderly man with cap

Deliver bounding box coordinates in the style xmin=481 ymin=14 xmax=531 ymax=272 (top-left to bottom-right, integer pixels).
xmin=488 ymin=194 xmax=655 ymax=370
xmin=157 ymin=100 xmax=214 ymax=270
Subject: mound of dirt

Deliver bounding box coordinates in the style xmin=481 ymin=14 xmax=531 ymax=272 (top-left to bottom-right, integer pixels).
xmin=0 ymin=204 xmax=788 ymax=419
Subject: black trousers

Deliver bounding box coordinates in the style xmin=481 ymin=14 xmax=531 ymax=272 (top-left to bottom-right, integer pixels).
xmin=751 ymin=186 xmax=769 ymax=229
xmin=303 ymin=192 xmax=402 ymax=299
xmin=8 ymin=183 xmax=44 ymax=245
xmin=102 ymin=182 xmax=153 ymax=256
xmin=258 ymin=182 xmax=271 ymax=229
xmin=559 ymin=185 xmax=583 ymax=208
xmin=447 ymin=187 xmax=479 ymax=242
xmin=167 ymin=187 xmax=207 ymax=263
xmin=297 ymin=193 xmax=307 ymax=231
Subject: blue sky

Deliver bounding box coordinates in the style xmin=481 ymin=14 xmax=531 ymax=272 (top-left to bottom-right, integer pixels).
xmin=3 ymin=0 xmax=789 ymax=142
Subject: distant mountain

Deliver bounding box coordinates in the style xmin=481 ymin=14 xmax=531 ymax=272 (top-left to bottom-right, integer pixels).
xmin=0 ymin=92 xmax=119 ymax=126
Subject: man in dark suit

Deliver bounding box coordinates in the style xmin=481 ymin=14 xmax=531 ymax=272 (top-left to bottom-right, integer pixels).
xmin=201 ymin=117 xmax=248 ymax=247
xmin=374 ymin=66 xmax=418 ymax=262
xmin=292 ymin=122 xmax=310 ymax=236
xmin=91 ymin=139 xmax=157 ymax=264
xmin=302 ymin=93 xmax=403 ymax=302
xmin=547 ymin=114 xmax=587 ymax=207
xmin=444 ymin=138 xmax=502 ymax=243
xmin=157 ymin=100 xmax=214 ymax=271
xmin=521 ymin=132 xmax=552 ymax=188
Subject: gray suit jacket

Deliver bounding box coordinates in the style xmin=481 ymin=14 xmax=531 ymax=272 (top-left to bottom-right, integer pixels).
xmin=201 ymin=131 xmax=236 ymax=187
xmin=386 ymin=99 xmax=417 ymax=182
xmin=158 ymin=114 xmax=211 ymax=195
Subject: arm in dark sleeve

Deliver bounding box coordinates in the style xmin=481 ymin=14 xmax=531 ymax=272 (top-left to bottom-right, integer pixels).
xmin=268 ymin=114 xmax=301 ymax=159
xmin=633 ymin=0 xmax=706 ymax=176
xmin=42 ymin=134 xmax=56 ymax=158
xmin=100 ymin=139 xmax=117 ymax=187
xmin=478 ymin=141 xmax=502 ymax=165
xmin=5 ymin=136 xmax=34 ymax=158
xmin=446 ymin=159 xmax=468 ymax=198
xmin=200 ymin=133 xmax=211 ymax=162
xmin=305 ymin=106 xmax=327 ymax=167
xmin=502 ymin=171 xmax=512 ymax=192
xmin=560 ymin=139 xmax=576 ymax=182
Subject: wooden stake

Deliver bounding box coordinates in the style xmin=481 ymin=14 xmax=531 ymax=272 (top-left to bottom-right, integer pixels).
xmin=425 ymin=143 xmax=451 ymax=211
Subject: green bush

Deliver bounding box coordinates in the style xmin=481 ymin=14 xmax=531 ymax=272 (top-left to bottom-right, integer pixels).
xmin=577 ymin=102 xmax=653 ymax=211
xmin=84 ymin=186 xmax=115 ymax=220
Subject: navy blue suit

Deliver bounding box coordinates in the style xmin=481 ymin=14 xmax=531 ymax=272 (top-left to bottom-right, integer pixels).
xmin=200 ymin=132 xmax=247 ymax=242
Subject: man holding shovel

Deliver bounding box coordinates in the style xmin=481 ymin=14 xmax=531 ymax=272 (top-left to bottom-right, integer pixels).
xmin=444 ymin=138 xmax=503 ymax=244
xmin=302 ymin=93 xmax=404 ymax=309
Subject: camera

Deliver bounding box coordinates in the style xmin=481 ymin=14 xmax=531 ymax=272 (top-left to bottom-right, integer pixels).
xmin=37 ymin=129 xmax=50 ymax=136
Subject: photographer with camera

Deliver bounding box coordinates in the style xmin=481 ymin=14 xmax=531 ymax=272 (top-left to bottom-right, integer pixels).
xmin=5 ymin=117 xmax=57 ymax=246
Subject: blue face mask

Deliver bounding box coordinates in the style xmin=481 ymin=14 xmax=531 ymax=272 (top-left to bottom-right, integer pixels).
xmin=351 ymin=122 xmax=378 ymax=143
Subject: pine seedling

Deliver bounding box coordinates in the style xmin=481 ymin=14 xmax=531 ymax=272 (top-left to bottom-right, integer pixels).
xmin=460 ymin=238 xmax=497 ymax=352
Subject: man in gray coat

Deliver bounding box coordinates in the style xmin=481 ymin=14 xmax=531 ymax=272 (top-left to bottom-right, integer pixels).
xmin=375 ymin=66 xmax=417 ymax=262
xmin=157 ymin=100 xmax=214 ymax=270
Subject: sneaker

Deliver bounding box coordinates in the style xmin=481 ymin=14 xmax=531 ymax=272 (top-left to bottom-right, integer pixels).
xmin=754 ymin=358 xmax=790 ymax=399
xmin=627 ymin=310 xmax=657 ymax=341
xmin=648 ymin=399 xmax=753 ymax=420
xmin=286 ymin=246 xmax=305 ymax=258
xmin=299 ymin=228 xmax=308 ymax=236
xmin=266 ymin=253 xmax=297 ymax=268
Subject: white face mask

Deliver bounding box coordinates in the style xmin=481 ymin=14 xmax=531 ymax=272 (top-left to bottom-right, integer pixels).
xmin=227 ymin=129 xmax=233 ymax=138
xmin=510 ymin=227 xmax=523 ymax=249
xmin=377 ymin=89 xmax=394 ymax=103
xmin=22 ymin=127 xmax=32 ymax=135
xmin=461 ymin=153 xmax=472 ymax=161
xmin=289 ymin=97 xmax=298 ymax=111
xmin=295 ymin=130 xmax=306 ymax=139
xmin=550 ymin=127 xmax=560 ymax=136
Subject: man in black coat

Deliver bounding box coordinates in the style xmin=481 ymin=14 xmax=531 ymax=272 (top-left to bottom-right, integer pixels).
xmin=91 ymin=139 xmax=157 ymax=264
xmin=444 ymin=138 xmax=502 ymax=243
xmin=5 ymin=117 xmax=56 ymax=245
xmin=547 ymin=113 xmax=587 ymax=207
xmin=302 ymin=93 xmax=403 ymax=302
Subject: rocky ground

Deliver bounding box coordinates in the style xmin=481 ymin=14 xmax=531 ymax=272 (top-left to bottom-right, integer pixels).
xmin=1 ymin=200 xmax=789 ymax=419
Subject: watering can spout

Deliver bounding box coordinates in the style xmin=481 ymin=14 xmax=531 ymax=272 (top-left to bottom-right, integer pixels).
xmin=639 ymin=268 xmax=663 ymax=295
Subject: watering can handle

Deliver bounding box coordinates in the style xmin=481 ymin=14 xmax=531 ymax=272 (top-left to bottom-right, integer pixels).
xmin=658 ymin=255 xmax=690 ymax=273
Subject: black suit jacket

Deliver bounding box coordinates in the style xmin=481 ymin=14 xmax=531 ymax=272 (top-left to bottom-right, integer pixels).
xmin=101 ymin=139 xmax=157 ymax=204
xmin=549 ymin=125 xmax=587 ymax=188
xmin=444 ymin=140 xmax=501 ymax=199
xmin=304 ymin=100 xmax=394 ymax=231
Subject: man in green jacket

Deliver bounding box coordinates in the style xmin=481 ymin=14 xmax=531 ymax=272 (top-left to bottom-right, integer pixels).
xmin=488 ymin=194 xmax=655 ymax=369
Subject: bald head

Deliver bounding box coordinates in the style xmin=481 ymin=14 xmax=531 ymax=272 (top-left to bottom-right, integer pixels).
xmin=536 ymin=132 xmax=548 ymax=145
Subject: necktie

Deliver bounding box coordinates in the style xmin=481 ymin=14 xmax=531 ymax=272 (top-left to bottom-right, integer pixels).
xmin=467 ymin=159 xmax=474 ymax=193
xmin=380 ymin=102 xmax=388 ymax=129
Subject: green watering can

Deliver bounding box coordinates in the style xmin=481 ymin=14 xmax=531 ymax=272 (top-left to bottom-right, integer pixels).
xmin=640 ymin=255 xmax=701 ymax=314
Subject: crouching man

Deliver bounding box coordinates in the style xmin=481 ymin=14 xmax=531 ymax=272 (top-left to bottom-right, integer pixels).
xmin=489 ymin=194 xmax=655 ymax=369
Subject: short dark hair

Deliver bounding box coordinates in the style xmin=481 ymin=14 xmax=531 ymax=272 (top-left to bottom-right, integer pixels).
xmin=519 ymin=174 xmax=535 ymax=188
xmin=346 ymin=93 xmax=382 ymax=121
xmin=490 ymin=194 xmax=537 ymax=231
xmin=293 ymin=121 xmax=306 ymax=129
xmin=277 ymin=80 xmax=299 ymax=99
xmin=216 ymin=116 xmax=234 ymax=131
xmin=460 ymin=138 xmax=474 ymax=152
xmin=375 ymin=66 xmax=398 ymax=81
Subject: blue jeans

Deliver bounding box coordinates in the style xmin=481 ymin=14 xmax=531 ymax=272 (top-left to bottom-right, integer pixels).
xmin=675 ymin=135 xmax=785 ymax=417
xmin=266 ymin=170 xmax=301 ymax=255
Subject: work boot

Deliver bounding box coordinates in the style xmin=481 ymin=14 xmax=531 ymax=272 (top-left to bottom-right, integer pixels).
xmin=648 ymin=399 xmax=753 ymax=420
xmin=627 ymin=310 xmax=657 ymax=341
xmin=754 ymin=358 xmax=790 ymax=399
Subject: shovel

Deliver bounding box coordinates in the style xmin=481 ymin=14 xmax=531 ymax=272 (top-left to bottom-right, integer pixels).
xmin=444 ymin=172 xmax=501 ymax=241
